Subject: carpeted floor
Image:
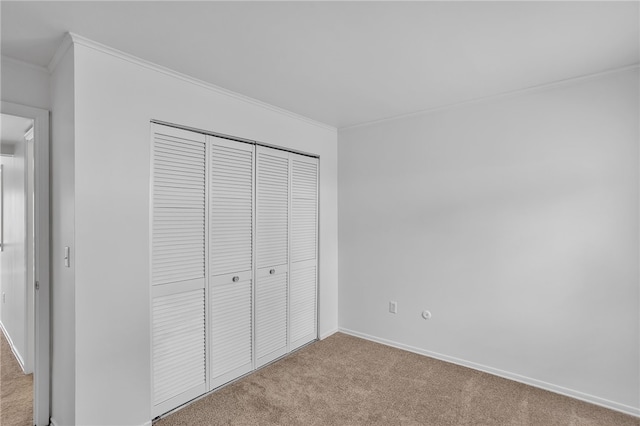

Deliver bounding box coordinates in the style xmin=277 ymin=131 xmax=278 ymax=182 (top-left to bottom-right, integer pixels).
xmin=157 ymin=333 xmax=638 ymax=426
xmin=1 ymin=330 xmax=32 ymax=426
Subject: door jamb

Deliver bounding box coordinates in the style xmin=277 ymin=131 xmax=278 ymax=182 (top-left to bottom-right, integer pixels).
xmin=1 ymin=101 xmax=51 ymax=426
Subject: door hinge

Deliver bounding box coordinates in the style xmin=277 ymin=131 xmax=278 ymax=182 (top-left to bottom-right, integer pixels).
xmin=35 ymin=281 xmax=39 ymax=290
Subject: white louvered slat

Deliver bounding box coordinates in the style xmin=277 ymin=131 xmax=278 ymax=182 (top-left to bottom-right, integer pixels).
xmin=290 ymin=156 xmax=318 ymax=350
xmin=291 ymin=158 xmax=317 ymax=263
xmin=210 ymin=280 xmax=253 ymax=388
xmin=292 ymin=161 xmax=317 ymax=199
xmin=152 ymin=288 xmax=206 ymax=407
xmin=152 ymin=128 xmax=206 ymax=286
xmin=210 ymin=141 xmax=253 ymax=276
xmin=256 ymin=150 xmax=289 ymax=269
xmin=208 ymin=137 xmax=254 ymax=390
xmin=256 ymin=272 xmax=288 ymax=363
xmin=151 ymin=124 xmax=320 ymax=415
xmin=290 ymin=264 xmax=317 ymax=347
xmin=291 ymin=198 xmax=316 ymax=262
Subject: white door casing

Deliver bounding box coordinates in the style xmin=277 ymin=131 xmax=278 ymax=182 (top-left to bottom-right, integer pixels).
xmin=0 ymin=102 xmax=50 ymax=426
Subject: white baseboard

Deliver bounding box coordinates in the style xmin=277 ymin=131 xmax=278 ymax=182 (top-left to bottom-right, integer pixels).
xmin=320 ymin=327 xmax=339 ymax=340
xmin=0 ymin=320 xmax=26 ymax=373
xmin=339 ymin=328 xmax=640 ymax=418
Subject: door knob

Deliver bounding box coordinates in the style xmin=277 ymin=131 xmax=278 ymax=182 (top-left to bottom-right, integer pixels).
xmin=269 ymin=269 xmax=275 ymax=275
xmin=232 ymin=276 xmax=239 ymax=282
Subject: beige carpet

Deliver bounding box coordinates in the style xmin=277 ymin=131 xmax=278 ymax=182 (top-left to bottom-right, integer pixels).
xmin=0 ymin=331 xmax=32 ymax=426
xmin=157 ymin=333 xmax=638 ymax=426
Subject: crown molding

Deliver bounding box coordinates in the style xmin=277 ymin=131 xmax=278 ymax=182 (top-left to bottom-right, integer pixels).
xmin=47 ymin=33 xmax=73 ymax=74
xmin=63 ymin=32 xmax=336 ymax=133
xmin=341 ymin=63 xmax=640 ymax=131
xmin=1 ymin=55 xmax=49 ymax=74
xmin=24 ymin=126 xmax=34 ymax=142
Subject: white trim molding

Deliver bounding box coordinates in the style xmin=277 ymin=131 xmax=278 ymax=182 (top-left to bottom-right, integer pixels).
xmin=1 ymin=55 xmax=49 ymax=75
xmin=0 ymin=321 xmax=26 ymax=372
xmin=50 ymin=32 xmax=336 ymax=133
xmin=24 ymin=126 xmax=34 ymax=142
xmin=46 ymin=33 xmax=73 ymax=74
xmin=339 ymin=328 xmax=640 ymax=418
xmin=320 ymin=328 xmax=339 ymax=340
xmin=1 ymin=101 xmax=51 ymax=426
xmin=341 ymin=63 xmax=640 ymax=131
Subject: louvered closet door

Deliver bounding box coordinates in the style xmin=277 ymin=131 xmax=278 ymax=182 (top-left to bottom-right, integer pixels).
xmin=289 ymin=154 xmax=319 ymax=351
xmin=255 ymin=146 xmax=289 ymax=367
xmin=208 ymin=137 xmax=254 ymax=389
xmin=151 ymin=125 xmax=207 ymax=417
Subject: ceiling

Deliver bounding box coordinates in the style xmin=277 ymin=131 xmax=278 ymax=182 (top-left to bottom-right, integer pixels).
xmin=1 ymin=1 xmax=638 ymax=129
xmin=1 ymin=114 xmax=33 ymax=154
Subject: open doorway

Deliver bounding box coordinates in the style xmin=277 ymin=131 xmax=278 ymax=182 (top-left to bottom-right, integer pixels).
xmin=0 ymin=103 xmax=50 ymax=426
xmin=1 ymin=113 xmax=35 ymax=425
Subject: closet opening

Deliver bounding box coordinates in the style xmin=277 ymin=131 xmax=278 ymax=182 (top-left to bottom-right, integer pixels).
xmin=149 ymin=122 xmax=319 ymax=418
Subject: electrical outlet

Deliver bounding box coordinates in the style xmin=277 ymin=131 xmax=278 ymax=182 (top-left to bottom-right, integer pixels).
xmin=389 ymin=301 xmax=397 ymax=314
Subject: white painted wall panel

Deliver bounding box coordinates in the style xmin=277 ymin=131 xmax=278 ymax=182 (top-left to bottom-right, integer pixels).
xmin=49 ymin=46 xmax=75 ymax=426
xmin=338 ymin=68 xmax=640 ymax=413
xmin=70 ymin=41 xmax=337 ymax=426
xmin=0 ymin=143 xmax=27 ymax=366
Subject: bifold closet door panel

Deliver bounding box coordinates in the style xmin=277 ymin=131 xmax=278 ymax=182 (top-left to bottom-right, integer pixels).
xmin=209 ymin=272 xmax=252 ymax=389
xmin=289 ymin=155 xmax=319 ymax=350
xmin=255 ymin=265 xmax=288 ymax=366
xmin=255 ymin=146 xmax=289 ymax=367
xmin=151 ymin=282 xmax=207 ymax=417
xmin=208 ymin=137 xmax=254 ymax=389
xmin=151 ymin=125 xmax=207 ymax=417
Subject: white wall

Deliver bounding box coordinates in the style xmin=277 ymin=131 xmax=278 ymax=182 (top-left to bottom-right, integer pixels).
xmin=0 ymin=139 xmax=27 ymax=367
xmin=1 ymin=57 xmax=50 ymax=110
xmin=338 ymin=68 xmax=639 ymax=414
xmin=53 ymin=39 xmax=338 ymax=426
xmin=50 ymin=46 xmax=76 ymax=426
